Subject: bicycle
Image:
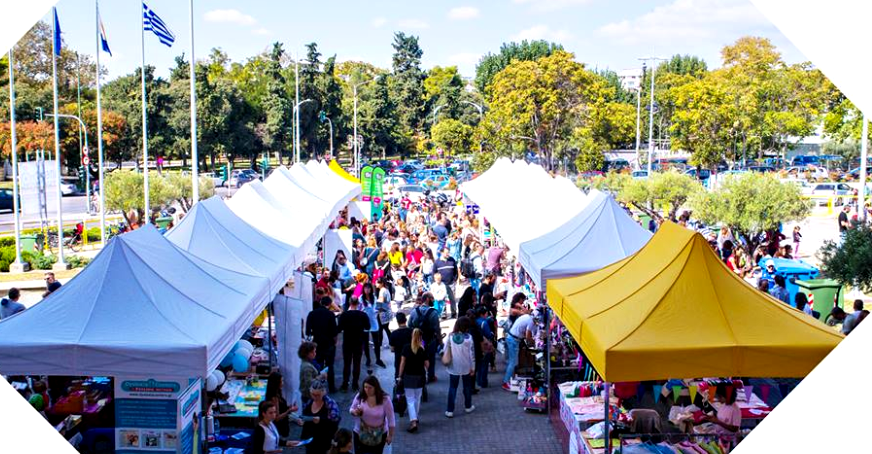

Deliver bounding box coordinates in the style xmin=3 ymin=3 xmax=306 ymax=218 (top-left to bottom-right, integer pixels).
xmin=47 ymin=223 xmax=84 ymax=254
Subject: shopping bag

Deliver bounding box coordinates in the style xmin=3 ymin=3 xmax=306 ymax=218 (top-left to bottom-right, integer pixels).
xmin=392 ymin=389 xmax=407 ymax=417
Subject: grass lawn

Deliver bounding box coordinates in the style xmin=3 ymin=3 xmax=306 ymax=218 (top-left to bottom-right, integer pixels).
xmin=0 ymin=267 xmax=81 ymax=283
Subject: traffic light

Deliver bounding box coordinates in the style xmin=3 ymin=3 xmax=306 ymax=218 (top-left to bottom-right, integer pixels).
xmin=221 ymin=165 xmax=228 ymax=182
xmin=319 ymin=111 xmax=326 ymax=123
xmin=77 ymin=166 xmax=85 ymax=190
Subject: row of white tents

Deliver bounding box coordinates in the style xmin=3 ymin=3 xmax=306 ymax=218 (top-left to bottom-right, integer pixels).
xmin=459 ymin=157 xmax=652 ymax=288
xmin=0 ymin=160 xmax=360 ymax=380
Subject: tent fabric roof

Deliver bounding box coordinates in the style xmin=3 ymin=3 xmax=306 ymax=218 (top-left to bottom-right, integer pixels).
xmin=547 ymin=222 xmax=843 ymax=382
xmin=328 ymin=160 xmax=360 ymax=184
xmin=460 ymin=158 xmax=588 ymax=252
xmin=0 ymin=226 xmax=270 ymax=378
xmin=519 ymin=189 xmax=652 ymax=288
xmin=166 ymin=196 xmax=297 ymax=296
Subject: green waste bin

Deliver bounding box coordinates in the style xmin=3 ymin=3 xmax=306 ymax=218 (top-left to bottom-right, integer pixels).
xmin=19 ymin=234 xmax=40 ymax=253
xmin=155 ymin=216 xmax=174 ymax=230
xmin=796 ymin=279 xmax=844 ymax=322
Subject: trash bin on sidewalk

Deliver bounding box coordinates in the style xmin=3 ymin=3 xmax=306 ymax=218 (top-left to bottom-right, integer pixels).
xmin=19 ymin=234 xmax=41 ymax=253
xmin=155 ymin=216 xmax=173 ymax=231
xmin=757 ymin=258 xmax=819 ymax=305
xmin=796 ymin=279 xmax=844 ymax=322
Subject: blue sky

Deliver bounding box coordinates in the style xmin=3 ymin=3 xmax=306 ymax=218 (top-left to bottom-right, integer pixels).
xmin=46 ymin=0 xmax=805 ymax=81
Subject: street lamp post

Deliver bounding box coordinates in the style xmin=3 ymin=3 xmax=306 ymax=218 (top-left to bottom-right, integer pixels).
xmin=635 ymin=66 xmax=643 ymax=170
xmin=46 ymin=114 xmax=90 ymax=211
xmin=639 ymin=57 xmax=666 ymax=175
xmin=432 ymin=104 xmax=446 ymax=125
xmin=342 ymin=74 xmax=380 ymax=177
xmin=461 ymin=100 xmax=485 ymax=153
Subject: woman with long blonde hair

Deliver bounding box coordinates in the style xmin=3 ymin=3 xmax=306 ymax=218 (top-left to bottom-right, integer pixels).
xmin=397 ymin=328 xmax=428 ymax=433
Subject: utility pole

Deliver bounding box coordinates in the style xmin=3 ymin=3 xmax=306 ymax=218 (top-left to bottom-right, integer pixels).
xmin=639 ymin=57 xmax=666 ymax=175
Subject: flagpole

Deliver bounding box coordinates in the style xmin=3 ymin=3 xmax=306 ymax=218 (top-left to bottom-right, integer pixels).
xmin=8 ymin=49 xmax=30 ymax=272
xmin=189 ymin=0 xmax=199 ymax=203
xmin=295 ymin=55 xmax=300 ymax=164
xmin=140 ymin=2 xmax=150 ymax=225
xmin=96 ymin=0 xmax=106 ymax=244
xmin=51 ymin=7 xmax=68 ymax=270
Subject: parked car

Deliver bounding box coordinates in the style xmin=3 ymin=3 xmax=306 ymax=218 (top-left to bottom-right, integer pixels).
xmin=391 ymin=164 xmax=418 ymax=176
xmin=604 ymin=159 xmax=630 ymax=173
xmin=227 ymin=169 xmax=256 ymax=188
xmin=785 ymin=166 xmax=828 ymax=180
xmin=240 ymin=168 xmax=263 ymax=181
xmin=631 ymin=170 xmax=649 ymax=179
xmin=204 ymin=171 xmax=225 ymax=188
xmin=684 ymin=168 xmax=712 ymax=180
xmin=791 ymin=155 xmax=820 ymax=166
xmin=60 ymin=180 xmax=78 ymax=196
xmin=806 ymin=182 xmax=852 ymax=205
xmin=403 ymin=159 xmax=425 ymax=171
xmin=395 ymin=184 xmax=429 ymax=202
xmin=747 ymin=166 xmax=776 ymax=173
xmin=0 ymin=188 xmax=18 ymax=212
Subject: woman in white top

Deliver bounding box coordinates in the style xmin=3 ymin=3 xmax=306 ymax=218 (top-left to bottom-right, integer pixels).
xmin=252 ymin=400 xmax=299 ymax=454
xmin=442 ymin=316 xmax=476 ymax=418
xmin=421 ymin=249 xmax=435 ymax=285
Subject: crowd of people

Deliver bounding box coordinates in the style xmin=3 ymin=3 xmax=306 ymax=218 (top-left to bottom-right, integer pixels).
xmin=275 ymin=191 xmax=537 ymax=454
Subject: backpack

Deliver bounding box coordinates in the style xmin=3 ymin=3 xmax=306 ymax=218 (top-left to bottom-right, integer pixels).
xmin=410 ymin=306 xmax=437 ymax=340
xmin=460 ymin=257 xmax=476 ymax=278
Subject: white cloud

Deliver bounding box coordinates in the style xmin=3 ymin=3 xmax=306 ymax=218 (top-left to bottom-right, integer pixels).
xmin=597 ymin=0 xmax=770 ymax=46
xmin=448 ymin=6 xmax=480 ymax=20
xmin=397 ymin=18 xmax=430 ymax=30
xmin=448 ymin=52 xmax=482 ymax=66
xmin=252 ymin=28 xmax=271 ymax=36
xmin=513 ymin=0 xmax=594 ymax=12
xmin=513 ymin=25 xmax=573 ymax=42
xmin=203 ymin=9 xmax=257 ymax=26
xmin=372 ymin=17 xmax=388 ymax=28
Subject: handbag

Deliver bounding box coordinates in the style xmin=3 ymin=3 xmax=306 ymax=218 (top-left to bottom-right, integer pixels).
xmin=392 ymin=389 xmax=407 ymax=417
xmin=441 ymin=339 xmax=453 ymax=366
xmin=358 ymin=420 xmax=385 ymax=446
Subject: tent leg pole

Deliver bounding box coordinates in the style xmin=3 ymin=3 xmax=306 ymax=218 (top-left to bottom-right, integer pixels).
xmin=268 ymin=303 xmax=274 ymax=371
xmin=604 ymin=381 xmax=611 ymax=454
xmin=543 ymin=292 xmax=551 ymax=415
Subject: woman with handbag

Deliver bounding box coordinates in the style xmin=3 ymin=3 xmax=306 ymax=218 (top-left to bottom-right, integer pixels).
xmin=349 ymin=375 xmax=395 ymax=454
xmin=397 ymin=328 xmax=429 ymax=433
xmin=443 ymin=316 xmax=476 ymax=418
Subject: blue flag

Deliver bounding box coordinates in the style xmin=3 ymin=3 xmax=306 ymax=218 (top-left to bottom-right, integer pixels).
xmin=142 ymin=2 xmax=175 ymax=47
xmin=53 ymin=7 xmax=62 ymax=56
xmin=99 ymin=11 xmax=112 ymax=56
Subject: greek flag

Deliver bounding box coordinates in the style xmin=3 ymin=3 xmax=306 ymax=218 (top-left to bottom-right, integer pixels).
xmin=142 ymin=2 xmax=175 ymax=47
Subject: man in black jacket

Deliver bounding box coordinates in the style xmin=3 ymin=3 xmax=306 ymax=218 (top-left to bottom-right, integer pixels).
xmin=408 ymin=293 xmax=441 ymax=381
xmin=306 ymin=296 xmax=339 ymax=392
xmin=337 ymin=297 xmax=371 ymax=392
xmin=434 ymin=248 xmax=459 ymax=318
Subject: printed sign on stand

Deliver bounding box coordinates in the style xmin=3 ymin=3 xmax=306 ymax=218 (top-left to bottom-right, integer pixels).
xmin=115 ymin=377 xmax=201 ymax=454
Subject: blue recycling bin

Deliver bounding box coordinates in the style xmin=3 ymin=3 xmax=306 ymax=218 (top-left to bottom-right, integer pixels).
xmin=758 ymin=257 xmax=819 ymax=305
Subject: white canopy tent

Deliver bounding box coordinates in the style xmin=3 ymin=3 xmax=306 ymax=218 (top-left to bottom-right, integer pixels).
xmin=166 ymin=196 xmax=298 ymax=296
xmin=0 ymin=226 xmax=270 ymax=378
xmin=518 ymin=189 xmax=652 ymax=288
xmin=226 ymin=181 xmax=316 ymax=252
xmin=460 ymin=158 xmax=590 ymax=252
xmin=308 ymin=160 xmax=361 ymax=207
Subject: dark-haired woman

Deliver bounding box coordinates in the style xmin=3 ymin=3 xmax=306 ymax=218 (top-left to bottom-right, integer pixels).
xmin=699 ymin=384 xmax=742 ymax=435
xmin=264 ymin=372 xmax=296 ymax=438
xmin=443 ymin=316 xmax=476 ymax=418
xmin=328 ymin=428 xmax=354 ymax=454
xmin=349 ymin=375 xmax=395 ymax=454
xmin=251 ymin=401 xmax=300 ymax=454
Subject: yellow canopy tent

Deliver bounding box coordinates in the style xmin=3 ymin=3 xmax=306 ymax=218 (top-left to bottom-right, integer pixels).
xmin=329 ymin=160 xmax=360 ymax=184
xmin=547 ymin=221 xmax=843 ymax=382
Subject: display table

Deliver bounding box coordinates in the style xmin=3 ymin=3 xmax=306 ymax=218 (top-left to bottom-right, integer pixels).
xmin=45 ymin=392 xmax=112 ymax=428
xmin=215 ymin=378 xmax=267 ymax=427
xmin=557 ymin=382 xmax=623 ymax=454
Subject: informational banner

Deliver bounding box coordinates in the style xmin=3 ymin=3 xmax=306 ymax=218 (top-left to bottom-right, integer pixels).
xmin=19 ymin=158 xmax=59 ymax=219
xmin=371 ymin=167 xmax=385 ymax=220
xmin=115 ymin=377 xmax=201 ymax=454
xmin=360 ymin=166 xmax=374 ymax=202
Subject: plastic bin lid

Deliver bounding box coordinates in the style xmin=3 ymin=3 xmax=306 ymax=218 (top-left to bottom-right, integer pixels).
xmin=795 ymin=278 xmax=842 ymax=289
xmin=757 ymin=257 xmax=819 ymax=274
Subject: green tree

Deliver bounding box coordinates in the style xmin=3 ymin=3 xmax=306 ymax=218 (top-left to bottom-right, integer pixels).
xmin=431 ymin=119 xmax=473 ymax=156
xmin=316 ymin=55 xmax=344 ymax=159
xmin=260 ymin=43 xmax=292 ymax=165
xmin=819 ymin=224 xmax=872 ymax=293
xmin=475 ymin=40 xmax=563 ymax=95
xmin=690 ymin=172 xmax=811 ymax=255
xmin=359 ymin=75 xmax=401 ymax=159
xmin=390 ymin=32 xmax=426 ymax=152
xmin=299 ymin=42 xmax=323 ymax=159
xmin=618 ymin=171 xmax=702 ymax=221
xmin=482 ymin=51 xmax=610 ymax=169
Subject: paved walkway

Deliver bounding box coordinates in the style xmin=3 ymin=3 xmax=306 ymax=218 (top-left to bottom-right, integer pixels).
xmin=288 ymin=306 xmax=563 ymax=454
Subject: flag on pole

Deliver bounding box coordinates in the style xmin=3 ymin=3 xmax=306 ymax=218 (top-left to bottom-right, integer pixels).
xmin=53 ymin=8 xmax=62 ymax=56
xmin=142 ymin=2 xmax=175 ymax=47
xmin=99 ymin=11 xmax=112 ymax=56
